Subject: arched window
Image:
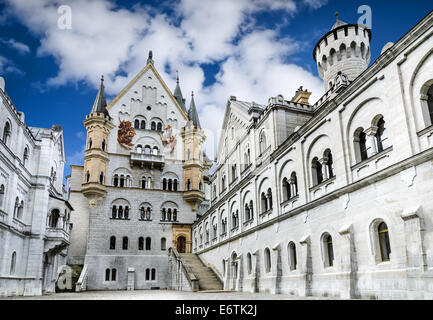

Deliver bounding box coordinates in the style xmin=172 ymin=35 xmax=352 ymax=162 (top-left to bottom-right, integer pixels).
xmin=354 ymin=128 xmax=368 ymax=162
xmin=144 ymin=145 xmax=151 ymax=154
xmin=282 ymin=178 xmax=291 ymax=202
xmin=168 ymin=179 xmax=172 ymax=191
xmin=50 ymin=209 xmax=60 ymax=228
xmin=162 ymin=178 xmax=167 ymax=190
xmin=122 ymin=237 xmax=128 ymax=250
xmin=267 ymin=188 xmax=273 ymax=210
xmin=146 ymin=207 xmax=151 ymax=220
xmin=161 ymin=237 xmax=166 ymax=251
xmin=249 ymin=200 xmax=254 ymax=217
xmin=261 ymin=192 xmax=267 ymax=213
xmin=264 ymin=248 xmax=271 ymax=273
xmin=2 ymin=122 xmax=11 ymax=146
xmin=186 ymin=179 xmax=191 ymax=191
xmin=140 ymin=120 xmax=146 ymax=129
xmin=113 ymin=174 xmax=119 ymax=187
xmin=378 ymin=222 xmax=391 ymax=262
xmin=167 ymin=208 xmax=172 ymax=221
xmin=146 ymin=237 xmax=151 ymax=250
xmin=145 ymin=268 xmax=150 ymax=280
xmin=259 ymin=131 xmax=267 ymax=154
xmin=138 ymin=237 xmax=144 ymax=250
xmin=118 ymin=206 xmax=123 ymax=219
xmin=288 ymin=242 xmax=297 ymax=270
xmin=152 ymin=146 xmax=159 ymax=155
xmin=86 ymin=171 xmax=90 ymax=183
xmin=119 ymin=175 xmax=125 ymax=187
xmin=140 ymin=207 xmax=145 ymax=220
xmin=134 ymin=119 xmax=140 ymax=128
xmin=110 ymin=236 xmax=116 ymax=250
xmin=244 ymin=203 xmax=250 ymax=221
xmin=199 ymin=181 xmax=202 ymax=191
xmin=111 ymin=268 xmax=117 ymax=281
xmin=291 ymin=172 xmax=298 ymax=196
xmin=88 ymin=138 xmax=92 ymax=149
xmin=23 ymin=147 xmax=29 ymax=166
xmin=141 ymin=176 xmax=146 ymax=189
xmin=124 ymin=206 xmax=129 ymax=219
xmin=105 ymin=268 xmax=110 ymax=281
xmin=101 ymin=139 xmax=106 ymax=152
xmin=161 ymin=208 xmax=166 ymax=221
xmin=427 ymin=84 xmax=433 ymax=125
xmin=0 ymin=184 xmax=5 ymax=209
xmin=151 ymin=268 xmax=156 ymax=280
xmin=151 ymin=122 xmax=156 ymax=130
xmin=323 ymin=149 xmax=334 ymax=179
xmin=136 ymin=144 xmax=143 ymax=154
xmin=324 ymin=234 xmax=334 ymax=267
xmin=247 ymin=253 xmax=252 ymax=275
xmin=112 ymin=206 xmax=117 ymax=219
xmin=99 ymin=172 xmax=104 ymax=184
xmin=147 ymin=177 xmax=152 ymax=189
xmin=173 ymin=179 xmax=178 ymax=191
xmin=312 ymin=157 xmax=323 ymax=186
xmin=10 ymin=251 xmax=16 ymax=274
xmin=375 ymin=117 xmax=389 ymax=153
xmin=157 ymin=122 xmax=162 ymax=131
xmin=173 ymin=209 xmax=177 ymax=221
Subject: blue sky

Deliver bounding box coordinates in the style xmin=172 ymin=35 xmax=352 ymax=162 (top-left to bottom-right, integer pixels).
xmin=0 ymin=0 xmax=432 ymax=178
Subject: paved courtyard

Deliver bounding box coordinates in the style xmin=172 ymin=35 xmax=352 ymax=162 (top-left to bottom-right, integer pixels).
xmin=5 ymin=290 xmax=336 ymax=300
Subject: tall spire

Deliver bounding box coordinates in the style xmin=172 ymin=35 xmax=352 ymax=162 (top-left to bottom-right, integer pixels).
xmin=187 ymin=91 xmax=201 ymax=128
xmin=91 ymin=75 xmax=110 ymax=118
xmin=173 ymin=70 xmax=187 ymax=113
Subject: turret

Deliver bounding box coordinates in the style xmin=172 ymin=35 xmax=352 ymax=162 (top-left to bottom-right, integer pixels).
xmin=82 ymin=76 xmax=115 ymax=206
xmin=313 ymin=12 xmax=371 ymax=92
xmin=181 ymin=92 xmax=206 ymax=211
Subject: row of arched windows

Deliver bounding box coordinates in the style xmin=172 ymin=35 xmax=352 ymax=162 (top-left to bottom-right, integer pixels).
xmin=354 ymin=116 xmax=389 ymax=163
xmin=260 ymin=189 xmax=273 ymax=213
xmin=312 ymin=149 xmax=334 ymax=186
xmin=241 ymin=222 xmax=391 ymax=276
xmin=111 ymin=205 xmax=129 ymax=220
xmin=161 ymin=208 xmax=178 ymax=222
xmin=14 ymin=197 xmax=24 ymax=220
xmin=282 ymin=172 xmax=298 ymax=202
xmin=162 ymin=178 xmax=178 ymax=191
xmin=109 ymin=236 xmax=166 ymax=251
xmin=113 ymin=174 xmax=132 ymax=187
xmin=134 ymin=119 xmax=163 ymax=131
xmin=104 ymin=267 xmax=157 ymax=281
xmin=136 ymin=144 xmax=160 ymax=155
xmin=2 ymin=121 xmax=11 ymax=146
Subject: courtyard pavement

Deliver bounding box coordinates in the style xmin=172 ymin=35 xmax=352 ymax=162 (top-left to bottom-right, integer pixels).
xmin=5 ymin=289 xmax=336 ymax=300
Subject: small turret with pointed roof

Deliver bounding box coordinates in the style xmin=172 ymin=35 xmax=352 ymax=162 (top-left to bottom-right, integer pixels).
xmin=91 ymin=75 xmax=110 ymax=118
xmin=173 ymin=71 xmax=187 ymax=113
xmin=187 ymin=91 xmax=201 ymax=128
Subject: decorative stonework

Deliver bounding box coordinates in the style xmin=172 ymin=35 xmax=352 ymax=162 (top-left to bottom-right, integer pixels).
xmin=400 ymin=166 xmax=417 ymax=187
xmin=117 ymin=119 xmax=136 ymax=148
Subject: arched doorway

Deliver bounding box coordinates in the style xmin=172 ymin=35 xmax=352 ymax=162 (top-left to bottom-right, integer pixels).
xmin=177 ymin=236 xmax=186 ymax=253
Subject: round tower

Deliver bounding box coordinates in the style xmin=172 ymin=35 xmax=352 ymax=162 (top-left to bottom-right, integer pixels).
xmin=313 ymin=13 xmax=372 ymax=92
xmin=82 ymin=76 xmax=115 ymax=205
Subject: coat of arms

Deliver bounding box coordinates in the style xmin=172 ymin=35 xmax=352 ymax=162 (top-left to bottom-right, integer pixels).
xmin=159 ymin=125 xmax=177 ymax=154
xmin=117 ymin=119 xmax=136 ymax=148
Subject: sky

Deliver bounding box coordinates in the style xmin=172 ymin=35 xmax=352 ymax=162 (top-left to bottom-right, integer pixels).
xmin=0 ymin=0 xmax=432 ymax=178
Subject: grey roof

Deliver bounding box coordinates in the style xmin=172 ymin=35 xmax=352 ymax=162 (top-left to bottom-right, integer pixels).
xmin=91 ymin=76 xmax=110 ymax=117
xmin=231 ymin=99 xmax=266 ymax=111
xmin=187 ymin=92 xmax=201 ymax=128
xmin=28 ymin=127 xmax=44 ymax=140
xmin=173 ymin=72 xmax=187 ymax=113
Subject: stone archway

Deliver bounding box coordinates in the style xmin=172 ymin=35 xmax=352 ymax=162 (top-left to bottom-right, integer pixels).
xmin=177 ymin=236 xmax=186 ymax=253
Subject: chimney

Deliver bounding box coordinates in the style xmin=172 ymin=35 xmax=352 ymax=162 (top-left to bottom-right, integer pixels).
xmin=291 ymin=86 xmax=312 ymax=105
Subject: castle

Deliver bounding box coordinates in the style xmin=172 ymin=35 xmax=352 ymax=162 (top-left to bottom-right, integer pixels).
xmin=191 ymin=12 xmax=433 ymax=299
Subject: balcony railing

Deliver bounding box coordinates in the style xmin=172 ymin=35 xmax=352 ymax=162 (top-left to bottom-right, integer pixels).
xmin=0 ymin=210 xmax=7 ymax=224
xmin=130 ymin=151 xmax=165 ymax=169
xmin=12 ymin=218 xmax=31 ymax=234
xmin=45 ymin=227 xmax=70 ymax=242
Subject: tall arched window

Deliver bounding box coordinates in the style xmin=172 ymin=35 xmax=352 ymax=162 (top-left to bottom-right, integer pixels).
xmin=244 ymin=203 xmax=250 ymax=221
xmin=161 ymin=237 xmax=166 ymax=251
xmin=173 ymin=179 xmax=178 ymax=191
xmin=378 ymin=222 xmax=391 ymax=262
xmin=118 ymin=206 xmax=123 ymax=219
xmin=23 ymin=147 xmax=29 ymax=166
xmin=161 ymin=208 xmax=166 ymax=221
xmin=134 ymin=119 xmax=140 ymax=128
xmin=122 ymin=237 xmax=128 ymax=250
xmin=110 ymin=236 xmax=116 ymax=250
xmin=141 ymin=176 xmax=146 ymax=189
xmin=146 ymin=207 xmax=151 ymax=220
xmin=312 ymin=157 xmax=323 ymax=186
xmin=136 ymin=144 xmax=143 ymax=154
xmin=111 ymin=268 xmax=117 ymax=281
xmin=86 ymin=171 xmax=90 ymax=183
xmin=288 ymin=242 xmax=297 ymax=270
xmin=267 ymin=188 xmax=273 ymax=210
xmin=186 ymin=179 xmax=191 ymax=191
xmin=157 ymin=122 xmax=162 ymax=131
xmin=427 ymin=84 xmax=433 ymax=125
xmin=261 ymin=192 xmax=267 ymax=213
xmin=324 ymin=234 xmax=334 ymax=267
xmin=324 ymin=149 xmax=334 ymax=179
xmin=10 ymin=251 xmax=16 ymax=274
xmin=146 ymin=237 xmax=151 ymax=250
xmin=264 ymin=248 xmax=271 ymax=273
xmin=119 ymin=175 xmax=125 ymax=187
xmin=249 ymin=200 xmax=254 ymax=217
xmin=162 ymin=178 xmax=167 ymax=190
xmin=0 ymin=184 xmax=4 ymax=209
xmin=101 ymin=139 xmax=106 ymax=152
xmin=375 ymin=117 xmax=389 ymax=153
xmin=113 ymin=175 xmax=119 ymax=187
xmin=173 ymin=209 xmax=177 ymax=221
xmin=105 ymin=268 xmax=110 ymax=281
xmin=151 ymin=122 xmax=156 ymax=130
xmin=138 ymin=237 xmax=144 ymax=250
xmin=140 ymin=207 xmax=145 ymax=220
xmin=168 ymin=179 xmax=172 ymax=191
xmin=124 ymin=206 xmax=129 ymax=219
xmin=140 ymin=120 xmax=146 ymax=129
xmin=247 ymin=253 xmax=252 ymax=275
xmin=144 ymin=145 xmax=151 ymax=154
xmin=50 ymin=209 xmax=60 ymax=228
xmin=112 ymin=206 xmax=117 ymax=219
xmin=152 ymin=146 xmax=159 ymax=155
xmin=354 ymin=128 xmax=368 ymax=162
xmin=99 ymin=172 xmax=104 ymax=184
xmin=88 ymin=138 xmax=92 ymax=149
xmin=282 ymin=178 xmax=291 ymax=202
xmin=291 ymin=172 xmax=298 ymax=196
xmin=2 ymin=121 xmax=11 ymax=146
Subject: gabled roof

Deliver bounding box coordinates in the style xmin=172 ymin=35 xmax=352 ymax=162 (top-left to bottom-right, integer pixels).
xmin=106 ymin=52 xmax=188 ymax=121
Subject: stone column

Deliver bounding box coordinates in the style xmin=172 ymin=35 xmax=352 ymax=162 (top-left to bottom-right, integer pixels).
xmin=319 ymin=158 xmax=328 ymax=181
xmin=223 ymin=258 xmax=230 ymax=290
xmin=252 ymin=249 xmax=260 ymax=293
xmin=299 ymin=235 xmax=312 ymax=297
xmin=271 ymin=243 xmax=281 ymax=294
xmin=338 ymin=224 xmax=355 ymax=299
xmin=236 ymin=254 xmax=243 ymax=292
xmin=364 ymin=126 xmax=378 ymax=157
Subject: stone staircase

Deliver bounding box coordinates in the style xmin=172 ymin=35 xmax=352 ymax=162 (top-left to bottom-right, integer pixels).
xmin=179 ymin=253 xmax=223 ymax=291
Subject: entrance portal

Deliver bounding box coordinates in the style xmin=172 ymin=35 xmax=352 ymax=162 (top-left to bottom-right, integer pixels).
xmin=177 ymin=236 xmax=186 ymax=253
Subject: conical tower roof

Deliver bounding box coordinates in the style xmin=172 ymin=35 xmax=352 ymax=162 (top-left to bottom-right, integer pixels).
xmin=173 ymin=71 xmax=187 ymax=113
xmin=187 ymin=91 xmax=201 ymax=128
xmin=91 ymin=76 xmax=110 ymax=118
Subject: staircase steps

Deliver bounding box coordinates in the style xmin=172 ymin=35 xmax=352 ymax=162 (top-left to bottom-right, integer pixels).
xmin=179 ymin=253 xmax=223 ymax=291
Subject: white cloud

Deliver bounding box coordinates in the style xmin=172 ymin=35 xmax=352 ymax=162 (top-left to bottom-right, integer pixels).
xmin=0 ymin=56 xmax=25 ymax=76
xmin=1 ymin=38 xmax=31 ymax=55
xmin=4 ymin=0 xmax=327 ymax=158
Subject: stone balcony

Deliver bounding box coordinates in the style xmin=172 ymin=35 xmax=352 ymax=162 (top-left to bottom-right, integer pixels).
xmin=0 ymin=210 xmax=7 ymax=224
xmin=130 ymin=151 xmax=165 ymax=169
xmin=44 ymin=227 xmax=70 ymax=253
xmin=11 ymin=218 xmax=31 ymax=234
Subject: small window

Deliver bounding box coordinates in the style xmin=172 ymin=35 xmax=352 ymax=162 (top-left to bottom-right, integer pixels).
xmin=105 ymin=268 xmax=110 ymax=281
xmin=101 ymin=139 xmax=106 ymax=152
xmin=247 ymin=253 xmax=252 ymax=275
xmin=264 ymin=248 xmax=271 ymax=273
xmin=378 ymin=222 xmax=391 ymax=262
xmin=0 ymin=184 xmax=5 ymax=209
xmin=10 ymin=251 xmax=16 ymax=275
xmin=324 ymin=234 xmax=334 ymax=267
xmin=161 ymin=238 xmax=166 ymax=251
xmin=111 ymin=268 xmax=117 ymax=281
xmin=122 ymin=237 xmax=128 ymax=250
xmin=110 ymin=236 xmax=116 ymax=250
xmin=151 ymin=268 xmax=156 ymax=280
xmin=134 ymin=119 xmax=140 ymax=128
xmin=138 ymin=237 xmax=144 ymax=250
xmin=145 ymin=268 xmax=150 ymax=280
xmin=146 ymin=237 xmax=151 ymax=250
xmin=288 ymin=242 xmax=297 ymax=270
